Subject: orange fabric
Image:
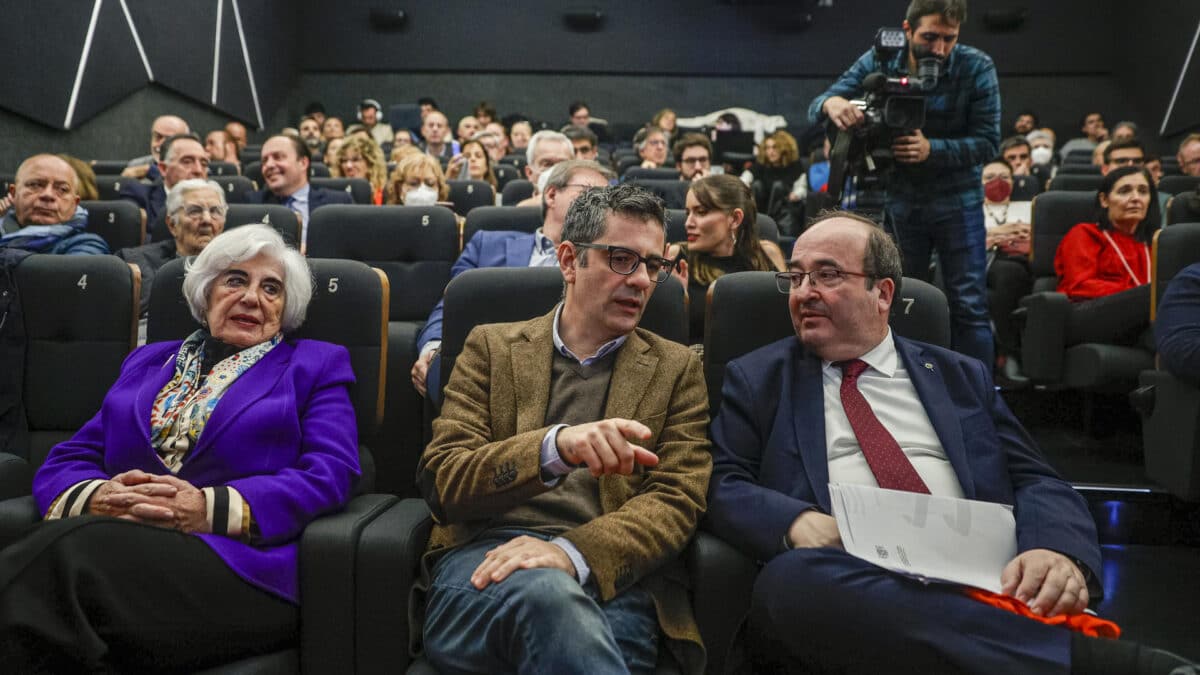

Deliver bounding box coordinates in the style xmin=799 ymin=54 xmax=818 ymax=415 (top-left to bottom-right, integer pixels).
xmin=964 ymin=588 xmax=1121 ymax=638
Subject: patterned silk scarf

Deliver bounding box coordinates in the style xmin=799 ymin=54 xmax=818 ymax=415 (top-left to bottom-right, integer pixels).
xmin=150 ymin=330 xmax=282 ymax=472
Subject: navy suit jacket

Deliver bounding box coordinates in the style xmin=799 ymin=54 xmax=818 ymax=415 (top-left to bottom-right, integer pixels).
xmin=705 ymin=334 xmax=1102 ymax=582
xmin=1155 ymin=262 xmax=1200 ymax=386
xmin=118 ymin=180 xmax=166 ymax=241
xmin=416 ymin=229 xmax=538 ymax=352
xmin=248 ymin=184 xmax=354 ymax=212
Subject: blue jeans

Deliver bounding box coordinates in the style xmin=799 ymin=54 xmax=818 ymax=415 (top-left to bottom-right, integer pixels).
xmin=424 ymin=529 xmax=659 ymax=675
xmin=887 ymin=200 xmax=994 ymax=366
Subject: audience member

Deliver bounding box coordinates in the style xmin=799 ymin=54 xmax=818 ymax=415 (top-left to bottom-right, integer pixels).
xmin=668 ymin=174 xmax=786 ymax=342
xmin=1102 ymin=138 xmax=1145 ymax=175
xmin=456 ymin=116 xmax=481 ymax=145
xmin=224 ymin=121 xmax=248 ymax=152
xmin=1055 ymin=166 xmax=1158 ymax=347
xmin=298 ymin=115 xmax=324 ymax=154
xmin=344 ymin=124 xmax=369 ymax=140
xmin=120 ymin=133 xmax=209 ymax=241
xmin=123 ymin=114 xmax=189 ymax=181
xmin=634 ymin=126 xmax=670 ymax=169
xmin=653 ymin=108 xmax=678 ymax=141
xmin=321 ymin=116 xmax=345 ymax=142
xmin=387 ymin=153 xmax=449 ymax=206
xmin=336 ymin=135 xmax=387 ymax=205
xmin=484 ymin=121 xmax=511 ymax=156
xmin=1176 ymin=133 xmax=1200 ymax=177
xmin=510 ymin=120 xmax=533 ymax=153
xmin=1011 ymin=109 xmax=1038 ymax=136
xmin=390 ymin=143 xmax=421 ymax=164
xmin=411 ymin=159 xmax=613 ymax=398
xmin=446 ymin=139 xmax=498 ymax=192
xmin=1 ymin=154 xmax=108 ymax=255
xmin=1060 ymin=112 xmax=1108 ymax=159
xmin=304 ymin=101 xmax=327 ymax=127
xmin=473 ymin=101 xmax=497 ymax=126
xmin=324 ymin=137 xmax=345 ymax=176
xmin=673 ymin=133 xmax=713 ymax=182
xmin=393 ymin=128 xmax=416 ymax=150
xmin=1144 ymin=154 xmax=1164 ymax=185
xmin=473 ymin=130 xmax=507 ymax=163
xmin=705 ymin=210 xmax=1190 ymax=675
xmin=1000 ymin=136 xmax=1033 ymax=176
xmin=568 ymin=100 xmax=591 ymax=128
xmin=117 ymin=178 xmax=227 ymax=316
xmin=981 ymin=158 xmax=1032 ymax=382
xmin=205 ymin=130 xmax=240 ymax=168
xmin=563 ymin=126 xmax=599 ymax=161
xmin=358 ymin=98 xmax=394 ymax=147
xmin=60 ymin=155 xmax=99 ymax=201
xmin=1027 ymin=128 xmax=1057 ymax=187
xmin=418 ymin=97 xmax=439 ymax=120
xmin=741 ymin=130 xmax=805 ymax=211
xmin=0 ymin=225 xmax=358 ymax=673
xmin=421 ymin=111 xmax=457 ymax=161
xmin=1156 ymin=261 xmax=1200 ymax=386
xmin=250 ymin=135 xmax=352 ymax=251
xmin=516 ymin=130 xmax=575 ymax=207
xmin=418 ymin=183 xmax=709 ymax=675
xmin=1111 ymin=121 xmax=1139 ymax=143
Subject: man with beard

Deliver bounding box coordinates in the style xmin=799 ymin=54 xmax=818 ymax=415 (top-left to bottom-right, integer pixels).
xmin=808 ymin=0 xmax=999 ymax=369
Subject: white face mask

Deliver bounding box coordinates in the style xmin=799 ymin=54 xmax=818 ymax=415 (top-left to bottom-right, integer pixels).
xmin=1031 ymin=146 xmax=1053 ymax=166
xmin=404 ymin=184 xmax=439 ymax=206
xmin=537 ymin=167 xmax=554 ymax=194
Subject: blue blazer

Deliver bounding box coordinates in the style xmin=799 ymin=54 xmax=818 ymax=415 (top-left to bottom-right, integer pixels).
xmin=705 ymin=334 xmax=1101 ymax=580
xmin=1155 ymin=262 xmax=1200 ymax=386
xmin=248 ymin=184 xmax=354 ymax=210
xmin=33 ymin=338 xmax=361 ymax=603
xmin=416 ymin=229 xmax=537 ymax=352
xmin=118 ymin=180 xmax=166 ymax=241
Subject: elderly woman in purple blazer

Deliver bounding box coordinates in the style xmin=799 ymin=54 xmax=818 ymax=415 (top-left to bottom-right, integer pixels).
xmin=0 ymin=224 xmax=359 ymax=671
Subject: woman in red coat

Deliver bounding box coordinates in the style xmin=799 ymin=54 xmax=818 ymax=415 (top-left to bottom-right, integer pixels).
xmin=1054 ymin=165 xmax=1160 ymax=345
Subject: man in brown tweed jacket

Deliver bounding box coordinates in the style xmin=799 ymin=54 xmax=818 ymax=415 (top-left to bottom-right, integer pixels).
xmin=418 ymin=184 xmax=711 ymax=674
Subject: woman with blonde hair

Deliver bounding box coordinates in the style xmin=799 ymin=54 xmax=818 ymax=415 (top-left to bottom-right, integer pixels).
xmin=336 ymin=135 xmax=387 ymax=205
xmin=387 ymin=154 xmax=450 ymax=206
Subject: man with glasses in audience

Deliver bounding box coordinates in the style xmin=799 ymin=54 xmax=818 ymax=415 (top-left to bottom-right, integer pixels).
xmin=117 ymin=178 xmax=227 ymax=317
xmin=1102 ymin=138 xmax=1145 ymax=175
xmin=249 ymin=135 xmax=352 ymax=252
xmin=673 ymin=133 xmax=713 ymax=182
xmin=418 ymin=183 xmax=709 ymax=675
xmin=564 ymin=126 xmax=599 ymax=161
xmin=705 ymin=211 xmax=1196 ymax=674
xmin=120 ymin=133 xmax=210 ymax=242
xmin=122 ymin=114 xmax=189 ymax=181
xmin=634 ymin=126 xmax=670 ymax=170
xmin=413 ymin=160 xmax=614 ymax=400
xmin=809 ymin=0 xmax=999 ymax=369
xmin=516 ymin=130 xmax=577 ymax=207
xmin=1176 ymin=133 xmax=1200 ymax=178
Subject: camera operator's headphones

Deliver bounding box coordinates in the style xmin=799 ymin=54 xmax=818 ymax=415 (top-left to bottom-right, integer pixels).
xmin=357 ymin=99 xmax=384 ymax=122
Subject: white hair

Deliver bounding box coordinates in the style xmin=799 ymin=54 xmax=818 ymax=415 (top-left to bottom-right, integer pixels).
xmin=525 ymin=130 xmax=574 ymax=166
xmin=165 ymin=178 xmax=226 ymax=220
xmin=182 ymin=224 xmax=312 ymax=333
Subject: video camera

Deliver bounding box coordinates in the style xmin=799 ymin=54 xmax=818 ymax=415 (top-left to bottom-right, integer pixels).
xmin=826 ymin=27 xmax=942 ymax=205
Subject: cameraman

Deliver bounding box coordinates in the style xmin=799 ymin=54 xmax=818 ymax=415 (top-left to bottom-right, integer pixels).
xmin=808 ymin=0 xmax=1000 ymax=366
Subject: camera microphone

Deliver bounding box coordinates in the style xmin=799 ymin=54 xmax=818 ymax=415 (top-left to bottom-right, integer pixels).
xmin=862 ymin=72 xmax=888 ymax=94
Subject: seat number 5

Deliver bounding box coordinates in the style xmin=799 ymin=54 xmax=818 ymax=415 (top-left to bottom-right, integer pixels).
xmin=327 ymin=277 xmax=339 ymax=293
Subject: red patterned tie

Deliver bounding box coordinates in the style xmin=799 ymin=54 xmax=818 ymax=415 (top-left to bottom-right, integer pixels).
xmin=838 ymin=359 xmax=931 ymax=493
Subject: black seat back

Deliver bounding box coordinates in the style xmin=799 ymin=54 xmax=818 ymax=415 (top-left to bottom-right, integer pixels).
xmin=462 ymin=206 xmax=542 ymax=246
xmin=499 ymin=154 xmax=527 ymax=172
xmin=438 ymin=267 xmax=687 ymax=398
xmin=627 ymin=179 xmax=688 ymax=209
xmin=1030 ymin=191 xmax=1097 ymax=288
xmin=311 ymin=178 xmax=374 ymax=205
xmin=501 ymin=179 xmax=534 ymax=205
xmin=1012 ymin=175 xmax=1041 ymax=201
xmin=16 ymin=255 xmax=138 ymax=465
xmin=209 ymin=175 xmax=256 ymax=204
xmin=1047 ymin=174 xmax=1103 ymax=192
xmin=207 ymin=161 xmax=240 ymax=176
xmin=703 ymin=271 xmax=949 ymax=413
xmin=1166 ymin=191 xmax=1200 ymax=226
xmin=446 ymin=180 xmax=495 ymax=217
xmin=81 ymin=200 xmax=144 ymax=252
xmin=95 ymin=175 xmax=134 ymax=201
xmin=1160 ymin=175 xmax=1200 ymax=197
xmin=223 ymin=204 xmax=302 ymax=247
xmin=1152 ymin=222 xmax=1200 ymax=317
xmin=493 ymin=164 xmax=522 ymax=191
xmin=625 ymin=167 xmax=681 ymax=181
xmin=88 ymin=160 xmax=130 ymax=175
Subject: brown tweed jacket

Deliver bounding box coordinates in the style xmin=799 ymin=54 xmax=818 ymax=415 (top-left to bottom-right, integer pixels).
xmin=418 ymin=308 xmax=712 ymax=674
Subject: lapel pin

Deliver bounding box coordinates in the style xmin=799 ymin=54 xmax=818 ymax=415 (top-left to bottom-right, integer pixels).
xmin=924 ymin=362 xmax=934 ymax=370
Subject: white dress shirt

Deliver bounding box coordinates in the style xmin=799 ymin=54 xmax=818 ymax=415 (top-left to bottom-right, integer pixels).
xmin=823 ymin=329 xmax=965 ymax=498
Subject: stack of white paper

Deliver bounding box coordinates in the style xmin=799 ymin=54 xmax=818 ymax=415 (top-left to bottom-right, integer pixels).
xmin=828 ymin=483 xmax=1018 ymax=593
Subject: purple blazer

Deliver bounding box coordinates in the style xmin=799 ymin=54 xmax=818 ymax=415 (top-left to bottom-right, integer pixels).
xmin=33 ymin=338 xmax=361 ymax=603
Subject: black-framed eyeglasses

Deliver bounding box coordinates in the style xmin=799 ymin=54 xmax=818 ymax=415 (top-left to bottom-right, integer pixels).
xmin=571 ymin=242 xmax=680 ymax=284
xmin=775 ymin=268 xmax=872 ymax=293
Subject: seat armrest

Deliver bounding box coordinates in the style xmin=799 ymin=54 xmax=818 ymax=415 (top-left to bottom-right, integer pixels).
xmin=1019 ymin=292 xmax=1071 ymax=382
xmin=687 ymin=531 xmax=759 ymax=675
xmin=353 ymin=498 xmax=433 ymax=675
xmin=299 ymin=493 xmax=399 ymax=675
xmin=0 ymin=453 xmax=32 ymax=502
xmin=0 ymin=495 xmax=39 ymax=550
